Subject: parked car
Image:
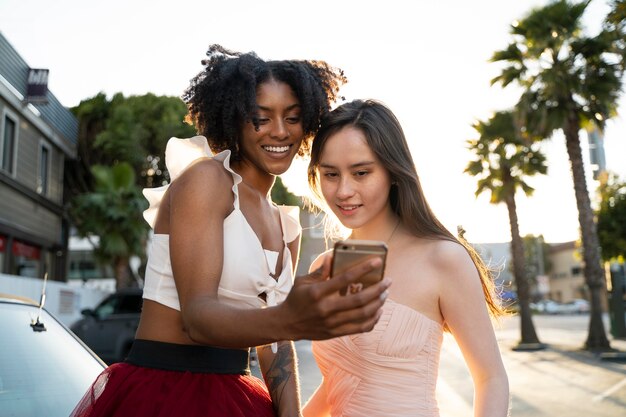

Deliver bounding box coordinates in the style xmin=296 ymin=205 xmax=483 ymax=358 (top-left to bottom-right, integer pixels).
xmin=530 ymin=299 xmax=562 ymax=314
xmin=531 ymin=298 xmax=591 ymax=315
xmin=0 ymin=293 xmax=105 ymax=417
xmin=559 ymin=298 xmax=590 ymax=314
xmin=70 ymin=288 xmax=143 ymax=365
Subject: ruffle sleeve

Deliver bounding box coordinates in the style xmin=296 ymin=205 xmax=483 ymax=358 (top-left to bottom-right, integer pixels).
xmin=278 ymin=205 xmax=302 ymax=243
xmin=142 ymin=136 xmax=213 ymax=228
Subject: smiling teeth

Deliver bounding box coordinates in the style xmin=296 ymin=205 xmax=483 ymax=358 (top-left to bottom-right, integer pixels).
xmin=264 ymin=145 xmax=290 ymax=153
xmin=341 ymin=205 xmax=359 ymax=210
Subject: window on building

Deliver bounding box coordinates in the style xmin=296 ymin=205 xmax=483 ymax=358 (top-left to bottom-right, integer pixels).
xmin=11 ymin=240 xmax=41 ymax=278
xmin=1 ymin=114 xmax=17 ymax=174
xmin=38 ymin=142 xmax=50 ymax=194
xmin=67 ymin=250 xmax=112 ymax=280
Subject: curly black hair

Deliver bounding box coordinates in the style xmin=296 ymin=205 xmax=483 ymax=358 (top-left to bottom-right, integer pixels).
xmin=182 ymin=45 xmax=347 ymax=159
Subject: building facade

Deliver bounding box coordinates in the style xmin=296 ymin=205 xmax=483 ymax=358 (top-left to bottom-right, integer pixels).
xmin=547 ymin=241 xmax=587 ymax=302
xmin=0 ymin=32 xmax=77 ymax=281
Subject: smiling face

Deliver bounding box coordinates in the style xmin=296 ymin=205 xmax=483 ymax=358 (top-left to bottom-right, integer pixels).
xmin=318 ymin=126 xmax=393 ymax=232
xmin=239 ymin=79 xmax=304 ymax=176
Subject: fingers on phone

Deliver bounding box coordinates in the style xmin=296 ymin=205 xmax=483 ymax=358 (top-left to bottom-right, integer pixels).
xmin=308 ymin=266 xmax=324 ymax=281
xmin=329 ymin=257 xmax=383 ymax=289
xmin=348 ymin=283 xmax=363 ymax=294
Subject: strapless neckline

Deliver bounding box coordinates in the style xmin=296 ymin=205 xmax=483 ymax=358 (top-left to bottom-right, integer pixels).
xmin=383 ymin=299 xmax=443 ymax=328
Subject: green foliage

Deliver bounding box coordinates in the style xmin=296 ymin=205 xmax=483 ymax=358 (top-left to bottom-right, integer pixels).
xmin=271 ymin=177 xmax=302 ymax=206
xmin=70 ymin=163 xmax=149 ymax=287
xmin=605 ymin=1 xmax=626 ymax=73
xmin=522 ymin=234 xmax=552 ymax=281
xmin=67 ymin=93 xmax=196 ymax=201
xmin=607 ymin=0 xmax=626 ymax=24
xmin=93 ymin=96 xmax=146 ymax=168
xmin=597 ymin=174 xmax=626 ymax=260
xmin=465 ymin=111 xmax=548 ymax=204
xmin=491 ymin=0 xmax=624 ymax=135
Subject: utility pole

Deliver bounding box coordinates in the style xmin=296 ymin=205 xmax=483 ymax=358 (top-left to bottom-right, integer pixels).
xmin=609 ymin=262 xmax=626 ymax=339
xmin=536 ymin=237 xmax=545 ymax=276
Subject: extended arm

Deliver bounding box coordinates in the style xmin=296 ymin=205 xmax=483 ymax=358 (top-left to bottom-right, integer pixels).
xmin=258 ymin=341 xmax=301 ymax=417
xmin=438 ymin=243 xmax=509 ymax=417
xmin=168 ymin=161 xmax=389 ymax=347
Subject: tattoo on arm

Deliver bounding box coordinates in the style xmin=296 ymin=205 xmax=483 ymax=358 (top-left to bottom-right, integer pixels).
xmin=261 ymin=342 xmax=296 ymax=411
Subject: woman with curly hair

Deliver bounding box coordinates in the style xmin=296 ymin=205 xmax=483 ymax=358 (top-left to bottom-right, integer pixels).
xmin=71 ymin=46 xmax=390 ymax=417
xmin=304 ymin=99 xmax=509 ymax=417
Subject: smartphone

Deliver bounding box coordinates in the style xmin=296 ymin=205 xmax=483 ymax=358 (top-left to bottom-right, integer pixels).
xmin=330 ymin=239 xmax=388 ymax=296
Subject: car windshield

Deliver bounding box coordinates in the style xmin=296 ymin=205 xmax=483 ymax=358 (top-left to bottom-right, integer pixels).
xmin=0 ymin=302 xmax=105 ymax=417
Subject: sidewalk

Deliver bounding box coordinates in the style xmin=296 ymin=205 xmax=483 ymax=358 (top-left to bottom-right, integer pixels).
xmin=496 ymin=314 xmax=626 ymax=361
xmin=438 ymin=314 xmax=626 ymax=417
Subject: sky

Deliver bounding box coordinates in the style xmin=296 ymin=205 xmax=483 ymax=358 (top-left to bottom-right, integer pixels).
xmin=1 ymin=0 xmax=624 ymax=244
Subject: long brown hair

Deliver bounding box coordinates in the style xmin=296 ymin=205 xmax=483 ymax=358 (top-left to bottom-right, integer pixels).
xmin=308 ymin=99 xmax=505 ymax=319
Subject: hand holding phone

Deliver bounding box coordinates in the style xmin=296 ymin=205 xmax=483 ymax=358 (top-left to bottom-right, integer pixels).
xmin=331 ymin=240 xmax=388 ymax=296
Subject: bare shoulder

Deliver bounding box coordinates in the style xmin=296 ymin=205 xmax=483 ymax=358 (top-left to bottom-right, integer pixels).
xmin=429 ymin=239 xmax=473 ymax=265
xmin=418 ymin=239 xmax=488 ymax=323
xmin=420 ymin=239 xmax=478 ymax=282
xmin=169 ymin=157 xmax=233 ymax=205
xmin=171 ymin=157 xmax=230 ymax=189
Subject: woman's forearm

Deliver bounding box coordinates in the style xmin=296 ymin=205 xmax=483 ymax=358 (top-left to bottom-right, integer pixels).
xmin=473 ymin=375 xmax=510 ymax=417
xmin=182 ymin=271 xmax=390 ymax=347
xmin=258 ymin=341 xmax=301 ymax=417
xmin=183 ymin=296 xmax=287 ymax=347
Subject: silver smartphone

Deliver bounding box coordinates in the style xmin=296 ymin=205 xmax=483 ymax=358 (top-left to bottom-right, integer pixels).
xmin=331 ymin=239 xmax=388 ymax=296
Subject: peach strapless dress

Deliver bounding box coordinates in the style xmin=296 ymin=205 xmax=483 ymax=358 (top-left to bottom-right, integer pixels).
xmin=312 ymin=299 xmax=444 ymax=417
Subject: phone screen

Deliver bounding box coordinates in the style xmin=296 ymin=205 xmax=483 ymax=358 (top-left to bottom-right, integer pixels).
xmin=331 ymin=240 xmax=388 ymax=295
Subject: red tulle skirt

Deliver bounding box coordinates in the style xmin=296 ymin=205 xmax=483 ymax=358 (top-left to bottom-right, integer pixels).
xmin=70 ymin=362 xmax=276 ymax=417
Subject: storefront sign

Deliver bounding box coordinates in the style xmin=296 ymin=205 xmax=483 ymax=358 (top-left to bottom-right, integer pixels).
xmin=12 ymin=240 xmax=41 ymax=259
xmin=26 ymin=68 xmax=49 ymax=104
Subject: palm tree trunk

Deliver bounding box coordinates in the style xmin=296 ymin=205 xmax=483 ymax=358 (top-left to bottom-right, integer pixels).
xmin=505 ymin=192 xmax=541 ymax=346
xmin=114 ymin=256 xmax=132 ymax=290
xmin=564 ymin=116 xmax=611 ymax=351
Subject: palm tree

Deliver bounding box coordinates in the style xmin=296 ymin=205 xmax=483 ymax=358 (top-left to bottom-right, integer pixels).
xmin=71 ymin=163 xmax=148 ymax=289
xmin=466 ymin=111 xmax=547 ymax=349
xmin=490 ymin=0 xmax=624 ymax=351
xmin=597 ymin=173 xmax=626 ymax=262
xmin=606 ymin=1 xmax=626 ymax=66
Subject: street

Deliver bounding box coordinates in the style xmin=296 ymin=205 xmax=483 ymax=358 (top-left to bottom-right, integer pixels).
xmin=491 ymin=314 xmax=626 ymax=417
xmin=254 ymin=314 xmax=626 ymax=416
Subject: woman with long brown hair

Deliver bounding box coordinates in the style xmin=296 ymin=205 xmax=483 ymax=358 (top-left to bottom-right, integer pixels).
xmin=304 ymin=99 xmax=509 ymax=417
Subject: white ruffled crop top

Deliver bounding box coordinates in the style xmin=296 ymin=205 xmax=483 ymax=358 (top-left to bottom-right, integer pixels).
xmin=142 ymin=136 xmax=301 ymax=313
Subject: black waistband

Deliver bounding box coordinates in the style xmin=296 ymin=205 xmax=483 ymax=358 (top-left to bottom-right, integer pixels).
xmin=125 ymin=339 xmax=250 ymax=375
